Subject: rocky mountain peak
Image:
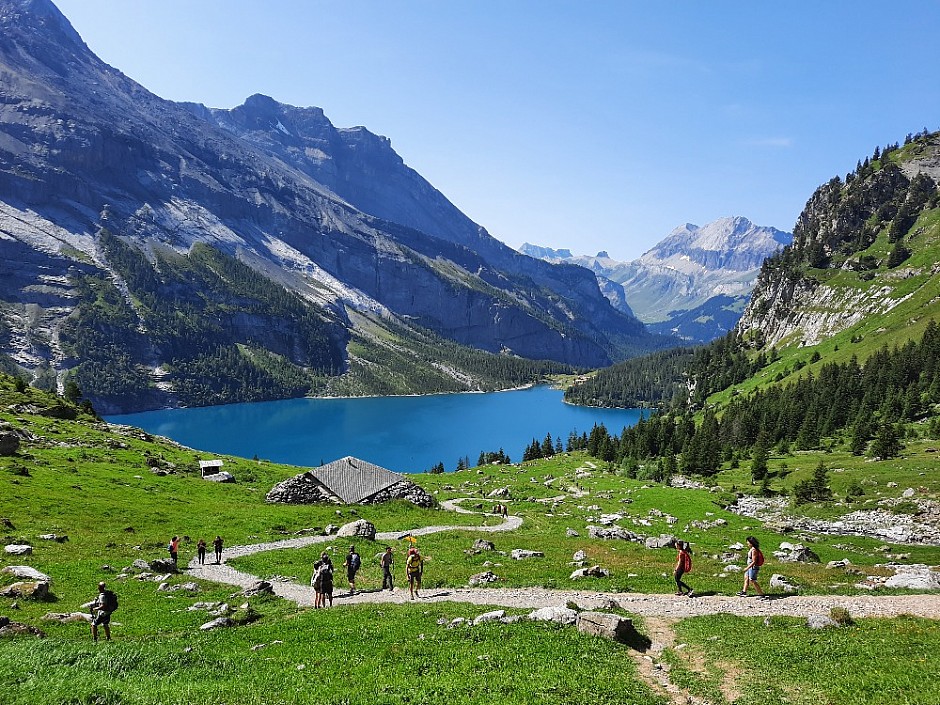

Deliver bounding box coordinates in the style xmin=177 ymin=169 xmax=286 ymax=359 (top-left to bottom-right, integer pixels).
xmin=643 ymin=216 xmax=791 ymax=269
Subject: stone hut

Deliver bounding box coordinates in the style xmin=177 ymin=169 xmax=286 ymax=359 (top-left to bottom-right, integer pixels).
xmin=266 ymin=456 xmax=436 ymax=507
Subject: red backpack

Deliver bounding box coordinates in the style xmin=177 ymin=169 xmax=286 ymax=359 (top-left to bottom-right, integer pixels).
xmin=679 ymin=549 xmax=692 ymax=573
xmin=755 ymin=549 xmax=765 ymax=567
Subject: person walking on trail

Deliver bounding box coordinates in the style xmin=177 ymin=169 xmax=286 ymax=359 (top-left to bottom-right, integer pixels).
xmin=502 ymin=504 xmax=508 ymax=518
xmin=168 ymin=536 xmax=180 ymax=565
xmin=196 ymin=538 xmax=207 ymax=565
xmin=312 ymin=552 xmax=334 ymax=608
xmin=406 ymin=547 xmax=424 ymax=600
xmin=344 ymin=545 xmax=362 ymax=595
xmin=674 ymin=541 xmax=694 ymax=597
xmin=213 ymin=535 xmax=223 ymax=564
xmin=90 ymin=581 xmax=118 ymax=642
xmin=380 ymin=546 xmax=394 ymax=591
xmin=738 ymin=536 xmax=768 ymax=599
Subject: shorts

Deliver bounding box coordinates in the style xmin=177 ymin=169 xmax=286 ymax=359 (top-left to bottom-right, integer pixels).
xmin=347 ymin=569 xmax=358 ymax=582
xmin=92 ymin=611 xmax=111 ymax=626
xmin=746 ymin=566 xmax=760 ymax=581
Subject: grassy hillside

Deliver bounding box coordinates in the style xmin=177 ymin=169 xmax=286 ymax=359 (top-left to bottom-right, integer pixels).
xmin=2 ymin=374 xmax=939 ymax=703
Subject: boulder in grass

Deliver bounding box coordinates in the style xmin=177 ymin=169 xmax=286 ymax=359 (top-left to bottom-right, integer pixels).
xmin=576 ymin=612 xmax=646 ymax=648
xmin=336 ymin=519 xmax=376 ymax=540
xmin=588 ymin=526 xmax=639 ymax=541
xmin=242 ymin=580 xmax=274 ymax=597
xmin=41 ymin=612 xmax=92 ymax=623
xmin=0 ymin=581 xmax=49 ymax=599
xmin=884 ymin=566 xmax=940 ymax=591
xmin=0 ymin=619 xmax=45 ymax=638
xmin=148 ymin=558 xmax=178 ymax=573
xmin=200 ymin=617 xmax=235 ymax=631
xmin=39 ymin=534 xmax=69 ymax=543
xmin=472 ymin=610 xmax=505 ymax=625
xmin=510 ymin=549 xmax=544 ymax=560
xmin=4 ymin=544 xmax=32 ymax=556
xmin=468 ymin=571 xmax=500 ymax=586
xmin=570 ymin=565 xmax=610 ymax=580
xmin=644 ymin=535 xmax=677 ymax=550
xmin=527 ymin=606 xmax=578 ymax=625
xmin=806 ymin=614 xmax=840 ymax=630
xmin=769 ymin=574 xmax=799 ymax=593
xmin=1 ymin=566 xmax=51 ymax=583
xmin=0 ymin=431 xmax=20 ymax=456
xmin=472 ymin=539 xmax=495 ymax=552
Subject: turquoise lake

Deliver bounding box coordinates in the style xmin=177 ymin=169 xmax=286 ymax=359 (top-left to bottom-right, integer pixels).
xmin=106 ymin=386 xmax=643 ymax=473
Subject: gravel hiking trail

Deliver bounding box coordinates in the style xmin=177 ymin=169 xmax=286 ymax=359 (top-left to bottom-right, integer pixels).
xmin=187 ymin=498 xmax=940 ymax=619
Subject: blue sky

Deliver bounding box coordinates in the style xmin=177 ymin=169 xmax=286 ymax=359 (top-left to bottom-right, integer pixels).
xmin=54 ymin=1 xmax=940 ymax=260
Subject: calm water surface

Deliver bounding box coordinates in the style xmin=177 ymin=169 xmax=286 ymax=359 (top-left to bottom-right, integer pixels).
xmin=106 ymin=386 xmax=643 ymax=473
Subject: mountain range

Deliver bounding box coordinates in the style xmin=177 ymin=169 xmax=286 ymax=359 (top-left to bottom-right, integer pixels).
xmin=521 ymin=216 xmax=792 ymax=343
xmin=0 ymin=0 xmax=666 ymax=413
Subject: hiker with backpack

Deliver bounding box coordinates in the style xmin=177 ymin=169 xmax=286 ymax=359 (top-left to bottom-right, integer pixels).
xmin=380 ymin=546 xmax=395 ymax=591
xmin=344 ymin=545 xmax=362 ymax=595
xmin=312 ymin=552 xmax=334 ymax=608
xmin=406 ymin=547 xmax=424 ymax=600
xmin=738 ymin=536 xmax=768 ymax=599
xmin=196 ymin=538 xmax=207 ymax=565
xmin=213 ymin=535 xmax=223 ymax=564
xmin=168 ymin=536 xmax=180 ymax=565
xmin=90 ymin=581 xmax=118 ymax=642
xmin=674 ymin=541 xmax=694 ymax=597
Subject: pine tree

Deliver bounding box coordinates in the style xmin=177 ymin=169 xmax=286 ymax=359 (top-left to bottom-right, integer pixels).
xmin=751 ymin=434 xmax=769 ymax=483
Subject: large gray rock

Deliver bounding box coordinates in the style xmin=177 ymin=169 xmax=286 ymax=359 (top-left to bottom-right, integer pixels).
xmin=884 ymin=566 xmax=940 ymax=590
xmin=200 ymin=617 xmax=235 ymax=631
xmin=0 ymin=619 xmax=45 ymax=638
xmin=769 ymin=574 xmax=799 ymax=593
xmin=41 ymin=611 xmax=91 ymax=623
xmin=576 ymin=611 xmax=643 ymax=646
xmin=528 ymin=606 xmax=578 ymax=625
xmin=468 ymin=571 xmax=500 ymax=586
xmin=4 ymin=544 xmax=32 ymax=556
xmin=472 ymin=609 xmax=505 ymax=625
xmin=1 ymin=566 xmax=51 ymax=583
xmin=38 ymin=534 xmax=69 ymax=543
xmin=644 ymin=535 xmax=677 ymax=550
xmin=242 ymin=581 xmax=275 ymax=597
xmin=0 ymin=431 xmax=20 ymax=456
xmin=148 ymin=558 xmax=178 ymax=573
xmin=0 ymin=580 xmax=49 ymax=599
xmin=472 ymin=539 xmax=495 ymax=552
xmin=570 ymin=565 xmax=610 ymax=580
xmin=510 ymin=549 xmax=544 ymax=560
xmin=806 ymin=614 xmax=839 ymax=630
xmin=588 ymin=526 xmax=639 ymax=541
xmin=782 ymin=546 xmax=820 ymax=563
xmin=337 ymin=519 xmax=376 ymax=540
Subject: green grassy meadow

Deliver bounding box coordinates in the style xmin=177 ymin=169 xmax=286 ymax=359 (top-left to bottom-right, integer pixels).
xmin=2 ymin=375 xmax=940 ymax=703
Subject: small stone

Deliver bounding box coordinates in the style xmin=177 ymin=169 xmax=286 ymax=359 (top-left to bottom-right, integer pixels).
xmin=806 ymin=614 xmax=839 ymax=629
xmin=472 ymin=610 xmax=505 ymax=625
xmin=3 ymin=544 xmax=32 ymax=556
xmin=510 ymin=549 xmax=544 ymax=560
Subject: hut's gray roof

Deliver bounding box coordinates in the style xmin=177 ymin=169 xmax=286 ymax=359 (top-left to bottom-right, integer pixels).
xmin=309 ymin=456 xmax=403 ymax=504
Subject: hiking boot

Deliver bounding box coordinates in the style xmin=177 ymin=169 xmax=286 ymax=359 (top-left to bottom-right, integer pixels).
xmin=687 ymin=590 xmax=694 ymax=598
xmin=735 ymin=591 xmax=747 ymax=596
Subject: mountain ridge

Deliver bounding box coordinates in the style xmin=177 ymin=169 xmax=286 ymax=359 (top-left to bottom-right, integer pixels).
xmin=521 ymin=216 xmax=792 ymax=343
xmin=0 ymin=0 xmax=667 ymax=412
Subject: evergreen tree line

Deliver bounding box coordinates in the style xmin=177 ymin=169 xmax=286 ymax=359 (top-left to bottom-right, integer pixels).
xmin=588 ymin=322 xmax=940 ymax=476
xmin=564 ymin=331 xmax=770 ymax=410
